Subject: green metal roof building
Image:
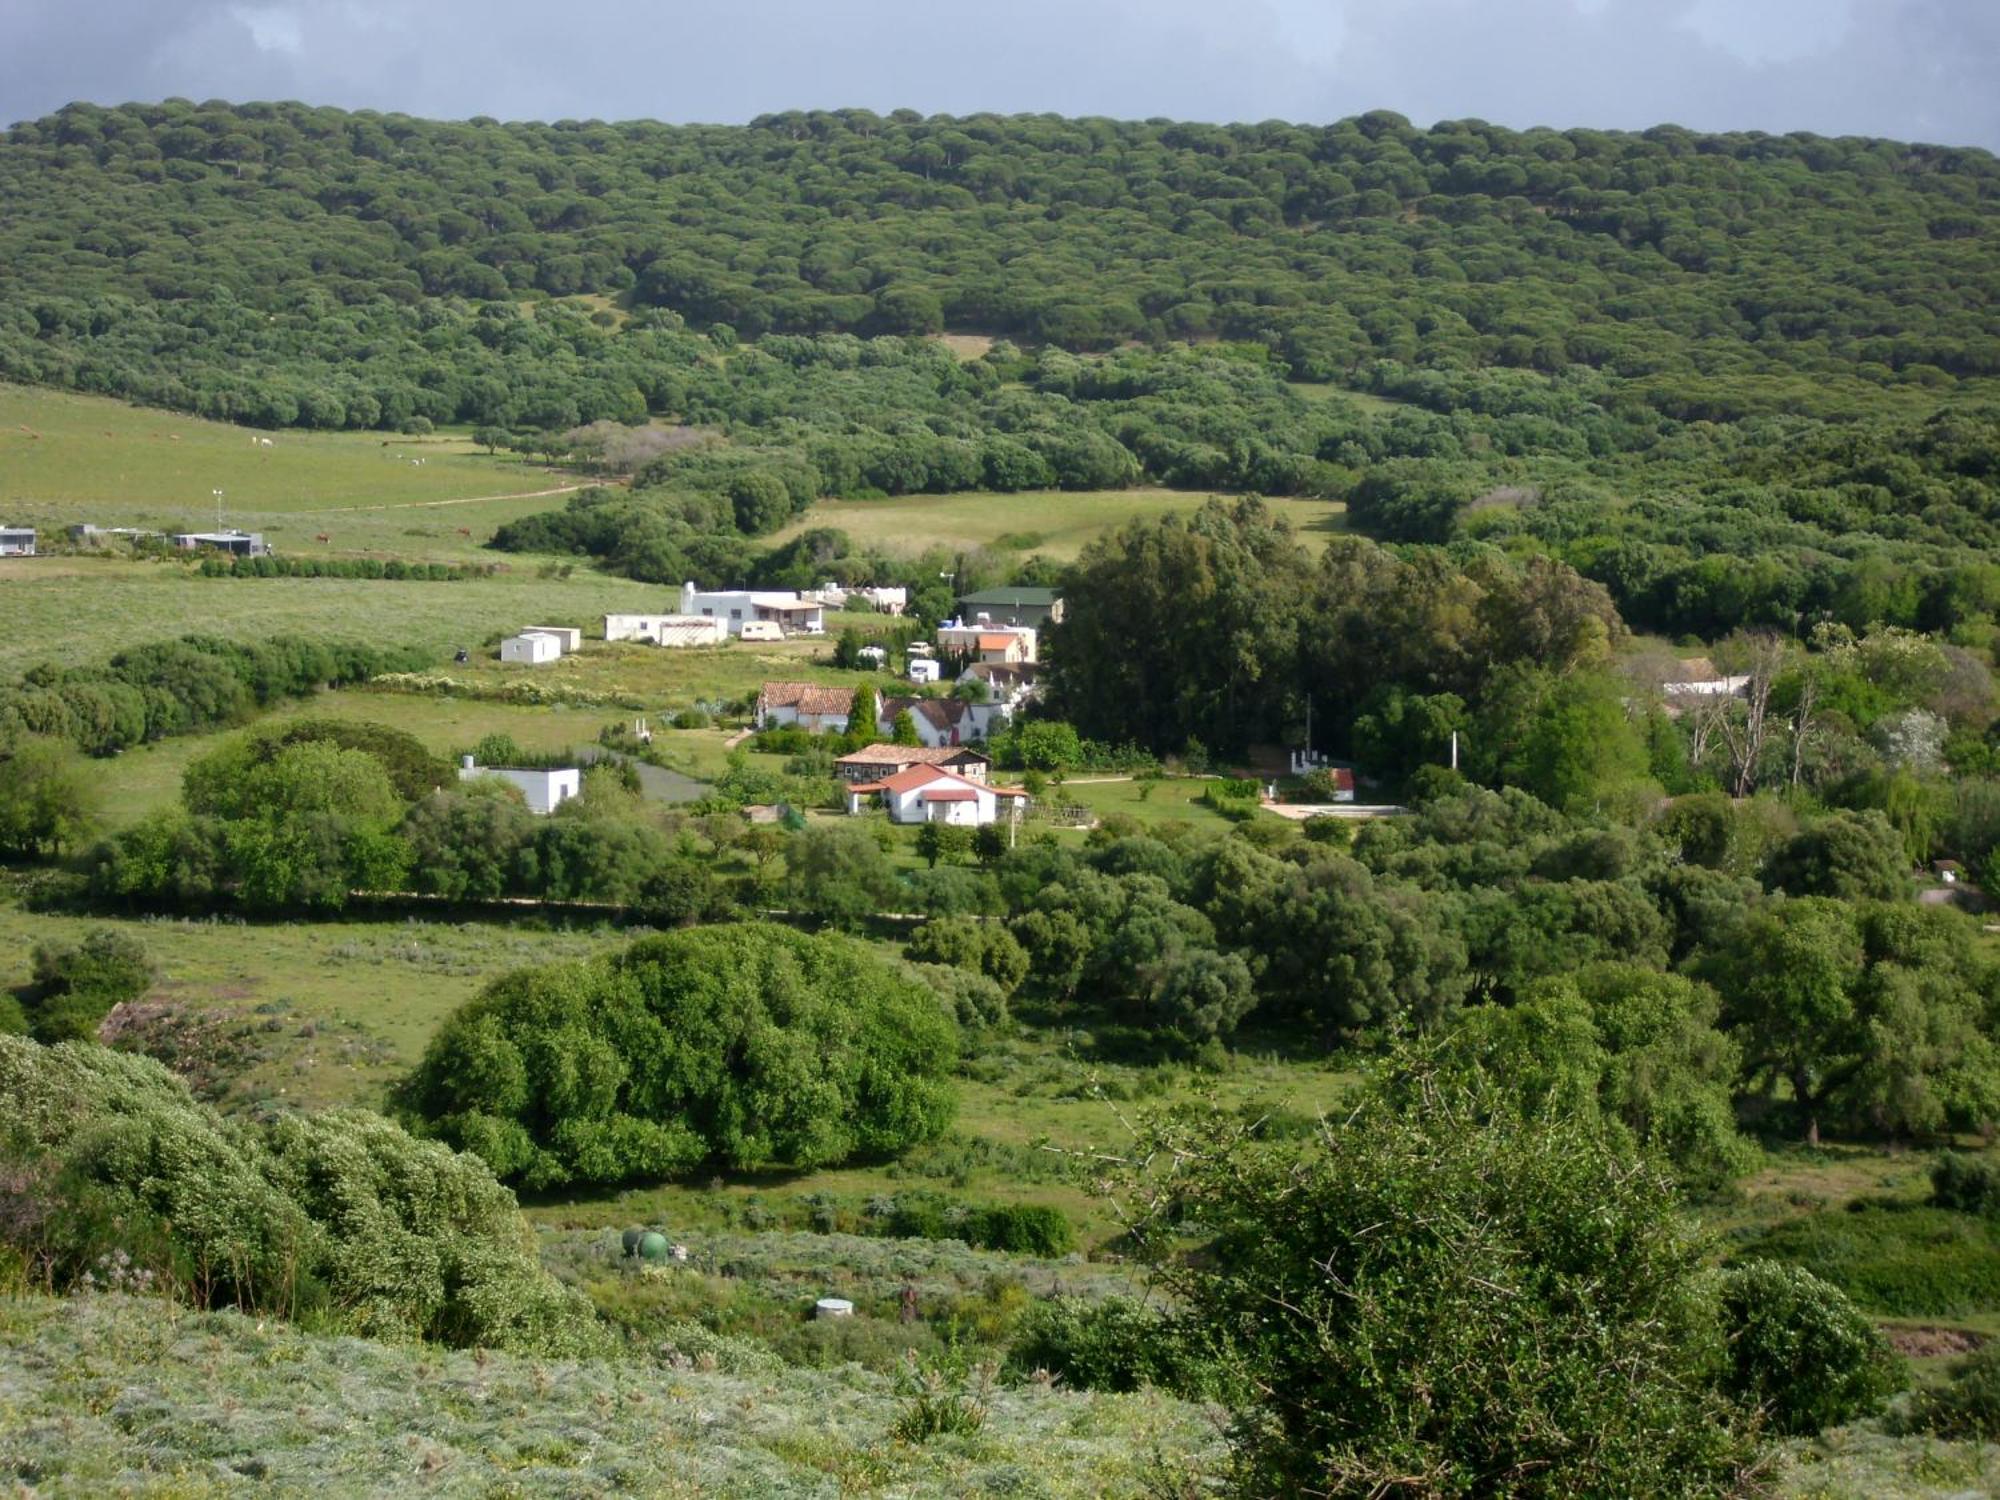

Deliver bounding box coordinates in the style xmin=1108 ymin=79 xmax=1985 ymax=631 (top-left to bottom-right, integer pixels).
xmin=956 ymin=586 xmax=1064 ymax=628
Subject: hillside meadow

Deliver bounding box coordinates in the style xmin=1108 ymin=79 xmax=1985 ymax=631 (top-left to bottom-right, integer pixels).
xmin=0 ymin=382 xmax=562 ymax=515
xmin=771 ymin=488 xmax=1347 ymax=562
xmin=0 ymin=558 xmax=668 ymax=674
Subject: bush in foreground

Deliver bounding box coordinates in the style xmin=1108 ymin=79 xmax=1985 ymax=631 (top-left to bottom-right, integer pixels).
xmin=404 ymin=923 xmax=958 ymax=1189
xmin=0 ymin=1038 xmax=597 ymax=1355
xmin=1134 ymin=1060 xmax=1759 ymax=1497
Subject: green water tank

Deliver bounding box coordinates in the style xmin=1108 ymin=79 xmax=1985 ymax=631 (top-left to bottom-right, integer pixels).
xmin=638 ymin=1231 xmax=670 ymax=1262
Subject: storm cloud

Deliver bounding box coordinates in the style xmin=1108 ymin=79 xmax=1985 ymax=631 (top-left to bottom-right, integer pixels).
xmin=3 ymin=0 xmax=1995 ymax=149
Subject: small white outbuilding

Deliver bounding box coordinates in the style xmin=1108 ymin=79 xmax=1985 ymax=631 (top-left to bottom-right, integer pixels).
xmin=500 ymin=633 xmax=562 ymax=665
xmin=522 ymin=626 xmax=581 ymax=653
xmin=458 ymin=757 xmax=580 ymax=815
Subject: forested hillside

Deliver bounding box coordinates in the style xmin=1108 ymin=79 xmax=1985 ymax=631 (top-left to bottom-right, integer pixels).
xmin=2 ymin=101 xmax=1998 ymax=428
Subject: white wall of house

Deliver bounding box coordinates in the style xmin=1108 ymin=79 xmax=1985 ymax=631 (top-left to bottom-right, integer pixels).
xmin=678 ymin=582 xmax=825 ymax=636
xmin=763 ymin=706 xmax=850 ymax=733
xmin=499 ymin=633 xmax=562 ymax=664
xmin=848 ymin=769 xmax=1023 ymax=825
xmin=936 ymin=624 xmax=1037 ymax=663
xmin=458 ymin=761 xmax=580 ymax=815
xmin=604 ymin=614 xmax=729 ymax=646
xmin=522 ymin=626 xmax=581 ymax=653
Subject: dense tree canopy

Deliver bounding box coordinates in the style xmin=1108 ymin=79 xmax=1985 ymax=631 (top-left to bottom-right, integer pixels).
xmin=403 ymin=924 xmax=958 ymax=1188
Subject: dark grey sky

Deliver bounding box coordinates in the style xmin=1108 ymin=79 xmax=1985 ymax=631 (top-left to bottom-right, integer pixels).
xmin=4 ymin=0 xmax=1997 ymax=149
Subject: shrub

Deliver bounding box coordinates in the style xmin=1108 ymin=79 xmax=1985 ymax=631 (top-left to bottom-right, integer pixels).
xmin=904 ymin=916 xmax=1029 ymax=994
xmin=908 ymin=962 xmax=1010 ymax=1029
xmin=1713 ymin=1261 xmax=1903 ymax=1435
xmin=1006 ymin=1295 xmax=1227 ymax=1397
xmin=26 ymin=928 xmax=155 ymax=1043
xmin=1906 ymin=1340 xmax=2000 ymax=1440
xmin=1138 ymin=1056 xmax=1756 ymax=1497
xmin=1931 ymin=1152 xmax=2000 ymax=1217
xmin=892 ymin=1346 xmax=992 ymax=1442
xmin=0 ymin=1038 xmax=598 ymax=1356
xmin=971 ymin=1203 xmax=1075 ymax=1257
xmin=405 ymin=924 xmax=958 ymax=1188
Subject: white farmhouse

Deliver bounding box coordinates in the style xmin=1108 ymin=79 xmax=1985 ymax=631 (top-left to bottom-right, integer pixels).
xmin=604 ymin=613 xmax=729 ymax=647
xmin=756 ymin=681 xmax=863 ymax=732
xmin=679 ymin=581 xmax=825 ymax=636
xmin=844 ymin=764 xmax=1029 ymax=826
xmin=457 ymin=757 xmax=581 ymax=815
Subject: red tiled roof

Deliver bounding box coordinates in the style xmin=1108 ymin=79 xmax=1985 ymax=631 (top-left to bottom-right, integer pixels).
xmin=977 ymin=634 xmax=1014 ymax=650
xmin=760 ymin=681 xmax=856 ymax=716
xmin=834 ymin=744 xmax=986 ymax=767
xmin=922 ymin=788 xmax=978 ymax=802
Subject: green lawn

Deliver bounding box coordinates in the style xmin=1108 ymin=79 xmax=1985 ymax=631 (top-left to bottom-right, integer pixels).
xmin=771 ymin=488 xmax=1346 ymax=561
xmin=1290 ymin=380 xmax=1412 ymax=417
xmin=1051 ymin=776 xmax=1244 ymax=831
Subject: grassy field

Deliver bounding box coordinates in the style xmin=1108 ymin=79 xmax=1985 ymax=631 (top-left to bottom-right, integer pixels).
xmin=4 ymin=1292 xmax=1994 ymax=1500
xmin=0 ymin=904 xmax=634 ymax=1111
xmin=1051 ymin=777 xmax=1243 ymax=832
xmin=0 ymin=1293 xmax=1227 ymax=1498
xmin=0 ymin=557 xmax=665 ymax=674
xmin=0 ymin=382 xmax=568 ymax=524
xmin=771 ymin=488 xmax=1346 ymax=561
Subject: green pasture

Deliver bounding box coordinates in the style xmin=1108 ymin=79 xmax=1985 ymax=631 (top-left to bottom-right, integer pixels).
xmin=0 ymin=905 xmax=634 ymax=1111
xmin=771 ymin=487 xmax=1346 ymax=561
xmin=0 ymin=556 xmax=662 ymax=673
xmin=0 ymin=382 xmax=569 ymax=527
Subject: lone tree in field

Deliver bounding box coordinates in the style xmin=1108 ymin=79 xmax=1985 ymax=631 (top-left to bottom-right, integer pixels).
xmin=403 ymin=923 xmax=958 ymax=1189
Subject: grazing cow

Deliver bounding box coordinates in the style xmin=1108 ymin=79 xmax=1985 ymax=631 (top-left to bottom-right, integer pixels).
xmin=259 ymin=437 xmax=274 ymax=448
xmin=315 ymin=533 xmax=330 ymax=544
xmin=456 ymin=527 xmax=472 ymax=537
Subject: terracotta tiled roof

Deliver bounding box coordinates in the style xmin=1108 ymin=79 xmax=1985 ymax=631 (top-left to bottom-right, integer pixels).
xmin=977 ymin=634 xmax=1014 ymax=650
xmin=760 ymin=681 xmax=856 ymax=716
xmin=922 ymin=788 xmax=978 ymax=802
xmin=834 ymin=744 xmax=986 ymax=767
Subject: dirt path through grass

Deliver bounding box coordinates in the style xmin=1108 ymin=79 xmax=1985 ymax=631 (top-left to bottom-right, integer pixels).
xmin=288 ymin=483 xmax=590 ymax=515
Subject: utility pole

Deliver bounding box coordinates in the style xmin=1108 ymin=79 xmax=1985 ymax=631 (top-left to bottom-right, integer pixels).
xmin=211 ymin=489 xmax=224 ymax=531
xmin=1450 ymin=729 xmax=1459 ymax=771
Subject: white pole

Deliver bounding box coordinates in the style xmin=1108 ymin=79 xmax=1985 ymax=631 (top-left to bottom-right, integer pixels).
xmin=1450 ymin=730 xmax=1459 ymax=771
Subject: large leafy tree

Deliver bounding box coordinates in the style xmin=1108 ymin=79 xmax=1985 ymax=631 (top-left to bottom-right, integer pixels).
xmin=1051 ymin=497 xmax=1310 ymax=754
xmin=1705 ymin=898 xmax=2000 ymax=1142
xmin=404 ymin=924 xmax=958 ymax=1188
